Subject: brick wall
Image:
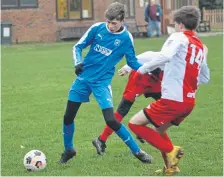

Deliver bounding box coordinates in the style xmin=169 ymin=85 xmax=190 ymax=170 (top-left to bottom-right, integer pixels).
xmin=1 ymin=0 xmax=199 ymax=43
xmin=55 ymin=0 xmax=108 ymax=38
xmin=1 ymin=0 xmax=57 ymax=43
xmin=1 ymin=0 xmax=110 ymax=43
xmin=1 ymin=0 xmax=146 ymax=43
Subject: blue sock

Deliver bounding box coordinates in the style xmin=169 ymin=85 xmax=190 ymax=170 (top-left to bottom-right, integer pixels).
xmin=115 ymin=124 xmax=140 ymax=154
xmin=63 ymin=122 xmax=75 ymax=151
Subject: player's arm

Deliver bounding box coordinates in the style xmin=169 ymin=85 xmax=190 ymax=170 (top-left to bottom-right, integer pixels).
xmin=124 ymin=33 xmax=142 ymax=71
xmin=119 ymin=51 xmax=157 ymax=76
xmin=119 ymin=51 xmax=165 ymax=76
xmin=138 ymin=33 xmax=181 ymax=74
xmin=72 ymin=23 xmax=99 ymax=66
xmin=120 ymin=51 xmax=155 ymax=74
xmin=198 ymin=44 xmax=210 ymax=84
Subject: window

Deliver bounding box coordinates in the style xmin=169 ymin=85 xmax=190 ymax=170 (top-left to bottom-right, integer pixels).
xmin=110 ymin=0 xmax=135 ymax=18
xmin=20 ymin=0 xmax=37 ymax=7
xmin=57 ymin=0 xmax=93 ymax=20
xmin=1 ymin=0 xmax=37 ymax=8
xmin=69 ymin=0 xmax=81 ymax=19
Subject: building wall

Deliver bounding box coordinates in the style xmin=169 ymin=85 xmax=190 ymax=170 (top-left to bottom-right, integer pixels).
xmin=1 ymin=0 xmax=198 ymax=43
xmin=135 ymin=0 xmax=148 ymax=25
xmin=56 ymin=0 xmax=108 ymax=35
xmin=1 ymin=0 xmax=108 ymax=43
xmin=1 ymin=0 xmax=145 ymax=43
xmin=1 ymin=0 xmax=57 ymax=43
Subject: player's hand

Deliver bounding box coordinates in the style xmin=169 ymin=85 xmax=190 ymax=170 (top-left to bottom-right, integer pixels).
xmin=75 ymin=63 xmax=83 ymax=75
xmin=118 ymin=68 xmax=128 ymax=76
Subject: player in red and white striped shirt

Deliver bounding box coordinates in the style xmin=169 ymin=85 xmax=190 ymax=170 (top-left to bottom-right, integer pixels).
xmin=128 ymin=6 xmax=210 ymax=175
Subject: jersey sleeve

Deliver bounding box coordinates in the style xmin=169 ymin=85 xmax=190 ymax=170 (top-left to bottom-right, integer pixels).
xmin=138 ymin=33 xmax=182 ymax=74
xmin=72 ymin=23 xmax=100 ymax=66
xmin=198 ymin=49 xmax=210 ymax=84
xmin=124 ymin=32 xmax=142 ymax=70
xmin=122 ymin=51 xmax=162 ymax=73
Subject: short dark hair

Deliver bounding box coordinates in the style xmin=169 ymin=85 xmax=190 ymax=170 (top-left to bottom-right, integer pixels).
xmin=173 ymin=6 xmax=201 ymax=30
xmin=105 ymin=2 xmax=125 ymax=21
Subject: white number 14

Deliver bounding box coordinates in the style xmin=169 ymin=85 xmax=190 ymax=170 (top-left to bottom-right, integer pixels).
xmin=189 ymin=44 xmax=203 ymax=68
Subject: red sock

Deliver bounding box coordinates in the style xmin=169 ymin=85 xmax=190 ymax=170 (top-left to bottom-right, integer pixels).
xmin=160 ymin=132 xmax=172 ymax=167
xmin=99 ymin=112 xmax=123 ymax=142
xmin=162 ymin=131 xmax=172 ymax=145
xmin=128 ymin=123 xmax=173 ymax=152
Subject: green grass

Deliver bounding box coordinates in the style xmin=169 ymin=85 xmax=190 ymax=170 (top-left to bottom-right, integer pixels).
xmin=1 ymin=36 xmax=223 ymax=176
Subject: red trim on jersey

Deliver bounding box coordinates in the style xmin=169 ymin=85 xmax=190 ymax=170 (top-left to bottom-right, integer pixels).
xmin=183 ymin=31 xmax=204 ymax=103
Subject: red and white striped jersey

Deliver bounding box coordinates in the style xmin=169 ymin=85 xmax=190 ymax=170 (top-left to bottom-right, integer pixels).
xmin=160 ymin=31 xmax=208 ymax=103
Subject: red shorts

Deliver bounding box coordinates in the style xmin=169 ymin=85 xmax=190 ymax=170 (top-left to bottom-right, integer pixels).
xmin=144 ymin=99 xmax=195 ymax=127
xmin=123 ymin=70 xmax=163 ymax=102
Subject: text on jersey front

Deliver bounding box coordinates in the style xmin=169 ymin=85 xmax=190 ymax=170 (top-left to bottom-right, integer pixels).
xmin=94 ymin=44 xmax=112 ymax=56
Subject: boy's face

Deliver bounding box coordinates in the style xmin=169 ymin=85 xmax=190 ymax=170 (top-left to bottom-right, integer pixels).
xmin=106 ymin=19 xmax=123 ymax=33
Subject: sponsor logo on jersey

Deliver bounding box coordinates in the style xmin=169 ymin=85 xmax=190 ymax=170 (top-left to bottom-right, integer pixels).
xmin=187 ymin=92 xmax=195 ymax=98
xmin=114 ymin=39 xmax=121 ymax=46
xmin=94 ymin=44 xmax=112 ymax=56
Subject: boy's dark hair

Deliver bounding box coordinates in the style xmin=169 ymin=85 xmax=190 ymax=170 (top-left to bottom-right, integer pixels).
xmin=173 ymin=6 xmax=201 ymax=30
xmin=105 ymin=2 xmax=125 ymax=21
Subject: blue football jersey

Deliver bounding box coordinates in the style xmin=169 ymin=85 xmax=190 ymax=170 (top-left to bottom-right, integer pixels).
xmin=73 ymin=22 xmax=141 ymax=82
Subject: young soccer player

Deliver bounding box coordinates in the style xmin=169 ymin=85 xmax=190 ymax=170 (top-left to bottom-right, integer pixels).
xmin=93 ymin=45 xmax=209 ymax=174
xmin=128 ymin=6 xmax=210 ymax=175
xmin=92 ymin=51 xmax=164 ymax=153
xmin=59 ymin=2 xmax=152 ymax=164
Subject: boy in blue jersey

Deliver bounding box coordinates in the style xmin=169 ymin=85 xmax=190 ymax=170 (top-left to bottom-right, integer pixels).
xmin=59 ymin=2 xmax=152 ymax=164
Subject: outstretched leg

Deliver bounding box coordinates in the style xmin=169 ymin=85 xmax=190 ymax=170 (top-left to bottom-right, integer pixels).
xmin=59 ymin=100 xmax=81 ymax=164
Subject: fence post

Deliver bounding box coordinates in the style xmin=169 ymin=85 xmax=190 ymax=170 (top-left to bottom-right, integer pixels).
xmin=202 ymin=7 xmax=205 ymax=21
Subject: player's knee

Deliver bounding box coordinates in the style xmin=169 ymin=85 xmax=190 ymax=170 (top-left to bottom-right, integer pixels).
xmin=117 ymin=107 xmax=129 ymax=117
xmin=116 ymin=98 xmax=133 ymax=117
xmin=103 ymin=108 xmax=122 ymax=131
xmin=63 ymin=101 xmax=81 ymax=125
xmin=63 ymin=107 xmax=78 ymax=125
xmin=105 ymin=119 xmax=121 ymax=131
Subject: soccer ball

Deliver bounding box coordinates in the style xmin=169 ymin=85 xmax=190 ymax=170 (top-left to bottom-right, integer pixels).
xmin=23 ymin=150 xmax=47 ymax=172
